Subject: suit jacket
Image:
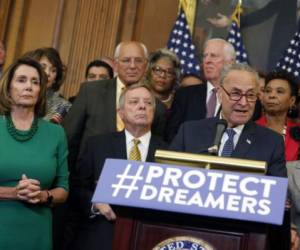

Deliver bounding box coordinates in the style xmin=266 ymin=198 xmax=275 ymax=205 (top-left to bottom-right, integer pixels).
xmin=68 ymin=131 xmax=167 ymax=250
xmin=287 ymin=161 xmax=300 ymax=235
xmin=169 ymin=117 xmax=287 ymax=177
xmin=166 ymin=83 xmax=207 ymax=142
xmin=62 ymin=78 xmax=167 ymax=173
xmin=165 ymin=83 xmax=262 ymax=142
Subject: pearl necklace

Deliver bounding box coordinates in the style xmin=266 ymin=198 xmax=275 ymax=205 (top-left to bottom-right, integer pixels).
xmin=160 ymin=93 xmax=173 ymax=103
xmin=6 ymin=115 xmax=38 ymax=142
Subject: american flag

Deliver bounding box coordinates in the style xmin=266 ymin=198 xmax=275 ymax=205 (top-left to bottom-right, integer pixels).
xmin=50 ymin=106 xmax=68 ymax=124
xmin=227 ymin=21 xmax=249 ymax=64
xmin=167 ymin=8 xmax=201 ymax=76
xmin=275 ymin=25 xmax=300 ymax=80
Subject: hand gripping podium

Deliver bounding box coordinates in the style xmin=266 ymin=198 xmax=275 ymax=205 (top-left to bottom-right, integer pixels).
xmin=92 ymin=150 xmax=288 ymax=250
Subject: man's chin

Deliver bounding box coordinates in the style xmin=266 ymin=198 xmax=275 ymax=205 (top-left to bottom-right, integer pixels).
xmin=124 ymin=78 xmax=140 ymax=85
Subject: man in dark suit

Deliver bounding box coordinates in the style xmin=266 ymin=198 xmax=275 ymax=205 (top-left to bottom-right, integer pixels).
xmin=67 ymin=83 xmax=167 ymax=250
xmin=170 ymin=62 xmax=286 ymax=175
xmin=63 ymin=41 xmax=166 ymax=173
xmin=166 ymin=38 xmax=235 ymax=142
xmin=170 ymin=63 xmax=288 ymax=250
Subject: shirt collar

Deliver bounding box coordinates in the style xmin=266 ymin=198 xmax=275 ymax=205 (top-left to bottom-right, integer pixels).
xmin=125 ymin=129 xmax=151 ymax=147
xmin=207 ymin=81 xmax=215 ymax=92
xmin=117 ymin=77 xmax=126 ymax=91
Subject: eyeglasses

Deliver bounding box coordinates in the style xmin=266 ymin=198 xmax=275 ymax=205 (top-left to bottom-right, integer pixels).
xmin=117 ymin=57 xmax=146 ymax=66
xmin=152 ymin=66 xmax=175 ymax=78
xmin=221 ymin=85 xmax=257 ymax=103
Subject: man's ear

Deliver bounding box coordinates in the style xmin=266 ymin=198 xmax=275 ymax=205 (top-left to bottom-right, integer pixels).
xmin=118 ymin=108 xmax=124 ymax=120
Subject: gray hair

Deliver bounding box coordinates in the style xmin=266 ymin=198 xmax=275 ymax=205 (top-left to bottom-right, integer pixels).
xmin=146 ymin=48 xmax=181 ymax=85
xmin=220 ymin=63 xmax=259 ymax=87
xmin=114 ymin=41 xmax=148 ymax=59
xmin=118 ymin=82 xmax=156 ymax=110
xmin=204 ymin=38 xmax=236 ymax=62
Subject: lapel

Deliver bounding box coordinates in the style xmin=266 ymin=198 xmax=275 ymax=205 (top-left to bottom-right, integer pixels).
xmin=200 ymin=83 xmax=208 ymax=117
xmin=200 ymin=118 xmax=221 ymax=153
xmin=232 ymin=121 xmax=256 ymax=158
xmin=146 ymin=135 xmax=158 ymax=162
xmin=112 ymin=131 xmax=127 ymax=159
xmin=103 ymin=78 xmax=117 ymax=132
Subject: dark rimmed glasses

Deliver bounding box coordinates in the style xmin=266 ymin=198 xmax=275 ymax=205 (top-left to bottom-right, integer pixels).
xmin=152 ymin=66 xmax=175 ymax=78
xmin=220 ymin=85 xmax=257 ymax=103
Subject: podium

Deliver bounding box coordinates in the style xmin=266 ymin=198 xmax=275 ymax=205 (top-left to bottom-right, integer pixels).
xmin=113 ymin=206 xmax=268 ymax=250
xmin=92 ymin=153 xmax=288 ymax=250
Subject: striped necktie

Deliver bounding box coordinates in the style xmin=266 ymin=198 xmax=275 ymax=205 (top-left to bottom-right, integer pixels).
xmin=206 ymin=88 xmax=217 ymax=118
xmin=129 ymin=139 xmax=141 ymax=161
xmin=221 ymin=128 xmax=236 ymax=157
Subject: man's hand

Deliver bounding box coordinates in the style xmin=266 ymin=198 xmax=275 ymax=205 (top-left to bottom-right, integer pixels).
xmin=207 ymin=13 xmax=231 ymax=28
xmin=291 ymin=229 xmax=300 ymax=250
xmin=94 ymin=203 xmax=116 ymax=221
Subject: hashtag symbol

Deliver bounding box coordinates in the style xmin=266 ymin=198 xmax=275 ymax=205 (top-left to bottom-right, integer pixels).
xmin=111 ymin=163 xmax=144 ymax=198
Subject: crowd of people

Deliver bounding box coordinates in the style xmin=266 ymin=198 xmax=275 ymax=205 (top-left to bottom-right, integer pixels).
xmin=0 ymin=38 xmax=300 ymax=250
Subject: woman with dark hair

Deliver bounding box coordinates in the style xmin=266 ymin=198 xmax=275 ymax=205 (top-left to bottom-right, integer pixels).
xmin=85 ymin=59 xmax=114 ymax=81
xmin=23 ymin=47 xmax=71 ymax=123
xmin=145 ymin=48 xmax=181 ymax=110
xmin=0 ymin=58 xmax=68 ymax=249
xmin=256 ymin=70 xmax=300 ymax=161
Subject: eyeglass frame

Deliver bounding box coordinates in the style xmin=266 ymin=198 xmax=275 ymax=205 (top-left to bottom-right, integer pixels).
xmin=220 ymin=85 xmax=258 ymax=103
xmin=116 ymin=57 xmax=147 ymax=66
xmin=151 ymin=66 xmax=175 ymax=78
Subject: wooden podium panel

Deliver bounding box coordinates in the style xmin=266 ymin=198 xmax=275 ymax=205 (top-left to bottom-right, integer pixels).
xmin=113 ymin=207 xmax=267 ymax=250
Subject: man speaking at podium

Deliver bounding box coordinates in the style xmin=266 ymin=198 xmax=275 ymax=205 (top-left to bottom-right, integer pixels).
xmin=170 ymin=63 xmax=288 ymax=249
xmin=170 ymin=63 xmax=286 ymax=178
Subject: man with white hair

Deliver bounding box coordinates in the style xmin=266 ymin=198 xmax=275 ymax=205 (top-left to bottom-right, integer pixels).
xmin=63 ymin=41 xmax=166 ymax=173
xmin=166 ymin=38 xmax=236 ymax=141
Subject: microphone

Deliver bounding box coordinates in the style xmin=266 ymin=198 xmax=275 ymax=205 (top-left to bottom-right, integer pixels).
xmin=208 ymin=119 xmax=228 ymax=155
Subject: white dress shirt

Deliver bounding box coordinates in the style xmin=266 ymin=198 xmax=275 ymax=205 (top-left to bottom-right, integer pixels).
xmin=218 ymin=124 xmax=244 ymax=156
xmin=125 ymin=130 xmax=151 ymax=162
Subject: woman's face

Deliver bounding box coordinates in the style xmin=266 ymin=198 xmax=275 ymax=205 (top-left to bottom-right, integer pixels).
xmin=39 ymin=56 xmax=57 ymax=88
xmin=151 ymin=57 xmax=176 ymax=95
xmin=9 ymin=64 xmax=41 ymax=109
xmin=262 ymin=79 xmax=296 ymax=115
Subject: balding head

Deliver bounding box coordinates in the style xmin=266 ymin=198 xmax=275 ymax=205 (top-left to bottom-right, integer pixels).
xmin=203 ymin=38 xmax=236 ymax=86
xmin=114 ymin=41 xmax=148 ymax=86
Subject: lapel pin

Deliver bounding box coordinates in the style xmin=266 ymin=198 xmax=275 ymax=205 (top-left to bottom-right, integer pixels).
xmin=246 ymin=139 xmax=251 ymax=145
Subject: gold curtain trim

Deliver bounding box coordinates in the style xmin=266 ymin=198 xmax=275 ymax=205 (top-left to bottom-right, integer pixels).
xmin=179 ymin=0 xmax=196 ymax=34
xmin=231 ymin=0 xmax=243 ymax=27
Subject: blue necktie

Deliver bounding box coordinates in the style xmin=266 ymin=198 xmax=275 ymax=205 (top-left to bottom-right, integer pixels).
xmin=221 ymin=128 xmax=236 ymax=157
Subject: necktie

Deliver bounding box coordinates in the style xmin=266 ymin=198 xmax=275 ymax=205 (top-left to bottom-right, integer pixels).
xmin=206 ymin=88 xmax=217 ymax=118
xmin=129 ymin=139 xmax=141 ymax=161
xmin=221 ymin=128 xmax=236 ymax=157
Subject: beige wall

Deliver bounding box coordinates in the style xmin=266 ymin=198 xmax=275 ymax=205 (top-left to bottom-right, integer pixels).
xmin=1 ymin=0 xmax=178 ymax=98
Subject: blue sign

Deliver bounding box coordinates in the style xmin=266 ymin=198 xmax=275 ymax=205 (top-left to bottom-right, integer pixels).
xmin=92 ymin=159 xmax=288 ymax=225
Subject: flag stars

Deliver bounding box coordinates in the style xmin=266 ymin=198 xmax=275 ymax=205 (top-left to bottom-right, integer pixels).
xmin=167 ymin=9 xmax=201 ymax=76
